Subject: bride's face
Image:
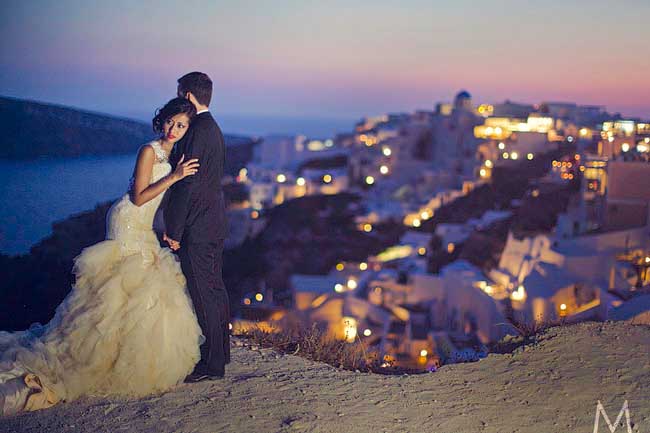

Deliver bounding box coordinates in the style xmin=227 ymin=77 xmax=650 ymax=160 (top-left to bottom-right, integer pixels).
xmin=162 ymin=113 xmax=191 ymax=144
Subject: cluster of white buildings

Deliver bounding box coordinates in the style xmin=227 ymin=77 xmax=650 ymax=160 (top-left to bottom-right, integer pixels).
xmin=232 ymin=91 xmax=650 ymax=368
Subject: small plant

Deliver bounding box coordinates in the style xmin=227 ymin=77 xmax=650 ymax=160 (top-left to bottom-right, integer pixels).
xmin=239 ymin=322 xmax=427 ymax=374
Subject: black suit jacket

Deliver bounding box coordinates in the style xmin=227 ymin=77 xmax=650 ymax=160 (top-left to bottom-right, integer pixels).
xmin=164 ymin=112 xmax=228 ymax=243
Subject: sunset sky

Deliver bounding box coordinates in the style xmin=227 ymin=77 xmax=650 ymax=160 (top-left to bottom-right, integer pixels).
xmin=1 ymin=0 xmax=649 ymax=124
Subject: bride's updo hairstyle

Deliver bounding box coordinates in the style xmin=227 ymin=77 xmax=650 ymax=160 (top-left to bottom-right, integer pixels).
xmin=152 ymin=97 xmax=197 ymax=134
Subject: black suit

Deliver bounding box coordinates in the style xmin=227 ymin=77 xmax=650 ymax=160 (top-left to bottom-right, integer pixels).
xmin=164 ymin=111 xmax=230 ymax=375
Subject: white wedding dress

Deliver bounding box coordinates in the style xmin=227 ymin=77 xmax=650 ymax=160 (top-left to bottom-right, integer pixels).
xmin=0 ymin=141 xmax=203 ymax=416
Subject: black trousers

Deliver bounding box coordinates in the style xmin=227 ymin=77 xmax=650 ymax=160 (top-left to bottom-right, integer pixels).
xmin=178 ymin=239 xmax=230 ymax=375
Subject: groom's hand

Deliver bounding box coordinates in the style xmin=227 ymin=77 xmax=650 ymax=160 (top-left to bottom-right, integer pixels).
xmin=163 ymin=233 xmax=181 ymax=251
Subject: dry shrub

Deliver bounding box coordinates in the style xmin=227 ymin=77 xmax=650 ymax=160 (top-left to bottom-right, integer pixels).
xmin=240 ymin=322 xmax=382 ymax=372
xmin=490 ymin=316 xmax=567 ymax=354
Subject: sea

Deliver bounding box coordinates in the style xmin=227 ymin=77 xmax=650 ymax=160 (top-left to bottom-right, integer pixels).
xmin=0 ymin=115 xmax=356 ymax=255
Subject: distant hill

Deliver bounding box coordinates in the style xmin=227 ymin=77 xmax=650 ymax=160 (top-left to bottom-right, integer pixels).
xmin=0 ymin=96 xmax=259 ymax=175
xmin=0 ymin=96 xmax=155 ymax=159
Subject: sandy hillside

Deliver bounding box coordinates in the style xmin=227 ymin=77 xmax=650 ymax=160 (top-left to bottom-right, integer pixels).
xmin=1 ymin=320 xmax=649 ymax=433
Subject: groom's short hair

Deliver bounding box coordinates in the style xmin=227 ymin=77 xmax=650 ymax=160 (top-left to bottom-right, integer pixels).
xmin=178 ymin=72 xmax=212 ymax=106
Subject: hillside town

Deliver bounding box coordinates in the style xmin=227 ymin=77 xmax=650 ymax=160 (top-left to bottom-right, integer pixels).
xmin=220 ymin=91 xmax=650 ymax=370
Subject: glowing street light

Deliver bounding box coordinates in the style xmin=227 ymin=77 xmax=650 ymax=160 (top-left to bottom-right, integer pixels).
xmin=511 ymin=285 xmax=526 ymax=301
xmin=323 ymin=174 xmax=332 ymax=183
xmin=382 ymin=147 xmax=392 ymax=156
xmin=412 ymin=218 xmax=421 ymax=228
xmin=527 ymin=153 xmax=534 ymax=160
xmin=296 ymin=177 xmax=306 ymax=186
xmin=255 ymin=293 xmax=263 ymax=302
xmin=276 ymin=173 xmax=286 ymax=183
xmin=380 ymin=165 xmax=389 ymax=175
xmin=343 ymin=317 xmax=358 ymax=343
xmin=359 ymin=262 xmax=368 ymax=271
xmin=365 ymin=175 xmax=375 ymax=185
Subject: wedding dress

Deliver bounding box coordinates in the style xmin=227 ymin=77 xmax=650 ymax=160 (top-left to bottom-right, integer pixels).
xmin=0 ymin=141 xmax=203 ymax=416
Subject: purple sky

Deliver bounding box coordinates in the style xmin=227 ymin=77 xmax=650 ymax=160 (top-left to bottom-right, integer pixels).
xmin=1 ymin=0 xmax=648 ymax=122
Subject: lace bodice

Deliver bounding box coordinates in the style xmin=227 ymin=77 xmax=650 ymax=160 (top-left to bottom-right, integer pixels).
xmin=106 ymin=141 xmax=172 ymax=256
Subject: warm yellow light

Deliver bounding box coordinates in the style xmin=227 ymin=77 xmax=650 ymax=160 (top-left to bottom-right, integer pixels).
xmin=447 ymin=243 xmax=455 ymax=254
xmin=228 ymin=322 xmax=233 ymax=330
xmin=532 ymin=189 xmax=540 ymax=197
xmin=251 ymin=210 xmax=259 ymax=219
xmin=347 ymin=279 xmax=358 ymax=290
xmin=365 ymin=176 xmax=375 ymax=185
xmin=579 ymin=128 xmax=588 ymax=136
xmin=484 ymin=285 xmax=493 ymax=294
xmin=503 ymin=152 xmax=510 ymax=159
xmin=621 ymin=143 xmax=630 ymax=152
xmin=276 ymin=173 xmax=286 ymax=183
xmin=511 ymin=285 xmax=526 ymax=301
xmin=255 ymin=293 xmax=263 ymax=302
xmin=511 ymin=152 xmax=519 ymax=160
xmin=486 ymin=127 xmax=494 ymax=135
xmin=323 ymin=174 xmax=332 ymax=183
xmin=527 ymin=153 xmax=534 ymax=160
xmin=498 ymin=142 xmax=506 ymax=150
xmin=296 ymin=177 xmax=306 ymax=186
xmin=380 ymin=165 xmax=389 ymax=175
xmin=580 ymin=166 xmax=585 ymax=172
xmin=343 ymin=317 xmax=357 ymax=343
xmin=560 ymin=303 xmax=567 ymax=311
xmin=418 ymin=247 xmax=427 ymax=256
xmin=645 ymin=256 xmax=650 ymax=263
xmin=420 ymin=211 xmax=430 ymax=220
xmin=363 ymin=329 xmax=372 ymax=337
xmin=359 ymin=262 xmax=368 ymax=271
xmin=382 ymin=147 xmax=392 ymax=156
xmin=334 ymin=283 xmax=344 ymax=293
xmin=485 ymin=160 xmax=493 ymax=168
xmin=243 ymin=298 xmax=251 ymax=305
xmin=363 ymin=223 xmax=373 ymax=232
xmin=412 ymin=218 xmax=421 ymax=228
xmin=420 ymin=349 xmax=428 ymax=357
xmin=479 ymin=168 xmax=487 ymax=177
xmin=336 ymin=263 xmax=345 ymax=271
xmin=494 ymin=127 xmax=502 ymax=135
xmin=637 ymin=144 xmax=649 ymax=153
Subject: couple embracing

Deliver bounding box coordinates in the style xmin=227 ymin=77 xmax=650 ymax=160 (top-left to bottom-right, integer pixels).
xmin=0 ymin=72 xmax=230 ymax=416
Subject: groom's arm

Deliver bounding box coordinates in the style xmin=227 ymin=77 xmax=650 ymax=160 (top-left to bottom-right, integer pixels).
xmin=164 ymin=127 xmax=210 ymax=243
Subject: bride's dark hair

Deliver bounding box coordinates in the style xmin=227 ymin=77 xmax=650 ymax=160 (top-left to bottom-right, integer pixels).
xmin=152 ymin=97 xmax=197 ymax=134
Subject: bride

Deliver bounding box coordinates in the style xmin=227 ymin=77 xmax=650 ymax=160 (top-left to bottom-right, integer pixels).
xmin=0 ymin=97 xmax=204 ymax=416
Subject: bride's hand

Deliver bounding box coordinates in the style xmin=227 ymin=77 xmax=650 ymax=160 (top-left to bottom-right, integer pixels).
xmin=172 ymin=154 xmax=200 ymax=181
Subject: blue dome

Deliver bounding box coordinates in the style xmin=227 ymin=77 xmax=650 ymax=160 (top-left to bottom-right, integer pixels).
xmin=455 ymin=90 xmax=471 ymax=100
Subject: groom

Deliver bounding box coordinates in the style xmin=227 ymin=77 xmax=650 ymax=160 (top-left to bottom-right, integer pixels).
xmin=164 ymin=71 xmax=230 ymax=381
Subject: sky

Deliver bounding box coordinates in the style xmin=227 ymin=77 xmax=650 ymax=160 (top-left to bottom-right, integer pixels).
xmin=1 ymin=0 xmax=649 ymax=125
